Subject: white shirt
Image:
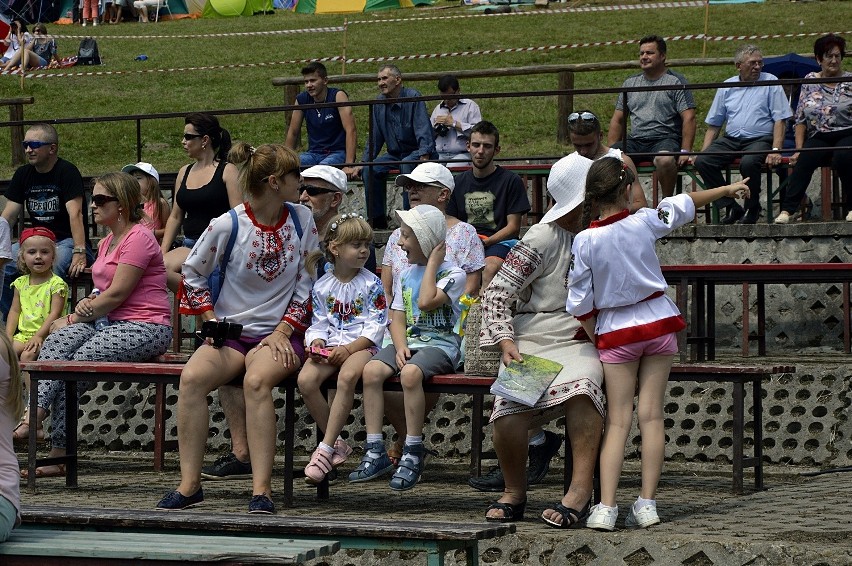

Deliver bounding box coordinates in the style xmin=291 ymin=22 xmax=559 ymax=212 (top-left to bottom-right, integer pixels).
xmin=305 ymin=268 xmax=387 ymax=348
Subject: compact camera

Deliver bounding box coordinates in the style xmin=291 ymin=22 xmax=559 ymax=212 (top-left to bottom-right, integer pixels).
xmin=196 ymin=318 xmax=243 ymax=348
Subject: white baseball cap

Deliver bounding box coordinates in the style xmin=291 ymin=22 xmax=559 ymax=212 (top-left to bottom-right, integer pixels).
xmin=395 ymin=162 xmax=455 ymax=192
xmin=301 ymin=165 xmax=348 ymax=192
xmin=540 ymin=153 xmax=594 ymax=224
xmin=122 ymin=162 xmax=160 ymax=183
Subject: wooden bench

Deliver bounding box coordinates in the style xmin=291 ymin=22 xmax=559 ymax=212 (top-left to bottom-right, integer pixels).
xmin=20 ymin=505 xmax=515 ymax=566
xmin=663 ymin=263 xmax=852 ymax=361
xmin=319 ymin=362 xmax=793 ymax=496
xmin=1 ymin=524 xmax=338 ymax=565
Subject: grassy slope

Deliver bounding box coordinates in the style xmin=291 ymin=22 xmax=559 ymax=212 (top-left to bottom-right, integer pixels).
xmin=0 ymin=0 xmax=841 ymax=178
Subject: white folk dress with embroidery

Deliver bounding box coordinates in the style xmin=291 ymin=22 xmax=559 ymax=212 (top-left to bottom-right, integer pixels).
xmin=305 ymin=268 xmax=388 ymax=348
xmin=566 ymin=194 xmax=692 ymax=349
xmin=180 ymin=202 xmax=319 ymax=338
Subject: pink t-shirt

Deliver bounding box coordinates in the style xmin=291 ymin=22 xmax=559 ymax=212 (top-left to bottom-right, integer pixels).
xmin=92 ymin=223 xmax=171 ymax=326
xmin=142 ymin=200 xmax=163 ymax=232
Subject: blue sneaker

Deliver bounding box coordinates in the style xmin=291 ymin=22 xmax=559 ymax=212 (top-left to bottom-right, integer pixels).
xmin=389 ymin=443 xmax=426 ymax=491
xmin=156 ymin=488 xmax=204 ymax=510
xmin=248 ymin=494 xmax=275 ymax=515
xmin=348 ymin=441 xmax=394 ymax=483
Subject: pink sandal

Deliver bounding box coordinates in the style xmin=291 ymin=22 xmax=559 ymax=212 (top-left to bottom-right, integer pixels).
xmin=304 ymin=447 xmax=333 ymax=485
xmin=332 ymin=439 xmax=353 ymax=468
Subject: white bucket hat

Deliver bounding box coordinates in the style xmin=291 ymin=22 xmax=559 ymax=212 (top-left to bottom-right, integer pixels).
xmin=301 ymin=165 xmax=348 ymax=192
xmin=394 ymin=162 xmax=455 ymax=192
xmin=122 ymin=162 xmax=160 ymax=183
xmin=539 ymin=154 xmax=594 ymax=224
xmin=395 ymin=204 xmax=447 ymax=258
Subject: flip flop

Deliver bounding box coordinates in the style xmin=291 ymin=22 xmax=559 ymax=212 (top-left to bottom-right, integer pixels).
xmin=20 ymin=464 xmax=66 ymax=479
xmin=485 ymin=500 xmax=526 ymax=523
xmin=12 ymin=422 xmax=45 ymax=444
xmin=541 ymin=499 xmax=592 ymax=529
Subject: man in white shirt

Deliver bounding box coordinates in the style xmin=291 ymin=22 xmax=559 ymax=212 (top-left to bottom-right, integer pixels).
xmin=430 ymin=75 xmax=482 ymax=166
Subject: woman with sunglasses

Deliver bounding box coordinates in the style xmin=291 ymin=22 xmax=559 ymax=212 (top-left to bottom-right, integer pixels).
xmin=160 ymin=113 xmax=241 ymax=292
xmin=22 ymin=172 xmax=172 ymax=478
xmin=1 ymin=23 xmax=57 ymax=72
xmin=157 ymin=143 xmax=318 ymax=514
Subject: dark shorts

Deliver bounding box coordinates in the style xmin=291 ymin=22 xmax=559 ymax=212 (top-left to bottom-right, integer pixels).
xmin=611 ymin=137 xmax=681 ymax=164
xmin=484 ymin=238 xmax=519 ymax=260
xmin=371 ymin=343 xmax=455 ymax=379
xmin=223 ymin=332 xmax=306 ymax=386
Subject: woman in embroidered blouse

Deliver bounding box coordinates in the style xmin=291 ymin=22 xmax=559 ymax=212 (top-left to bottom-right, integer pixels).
xmin=160 ymin=113 xmax=242 ymax=292
xmin=24 ymin=172 xmax=172 ymax=478
xmin=775 ymin=34 xmax=852 ymax=223
xmin=479 ymin=154 xmax=605 ymax=527
xmin=157 ymin=143 xmax=318 ymax=515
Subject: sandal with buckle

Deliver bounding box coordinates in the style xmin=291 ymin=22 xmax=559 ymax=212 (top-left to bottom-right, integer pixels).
xmin=486 ymin=500 xmax=527 ymax=523
xmin=542 ymin=498 xmax=592 ymax=529
xmin=12 ymin=421 xmax=45 ymax=444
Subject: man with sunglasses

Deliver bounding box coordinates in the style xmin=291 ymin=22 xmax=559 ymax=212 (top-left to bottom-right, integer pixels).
xmin=608 ymin=35 xmax=696 ymax=199
xmin=1 ymin=124 xmax=91 ymax=320
xmin=693 ymin=44 xmax=791 ymax=225
xmin=200 ymin=164 xmax=376 ymax=481
xmin=568 ymin=110 xmax=647 ymax=211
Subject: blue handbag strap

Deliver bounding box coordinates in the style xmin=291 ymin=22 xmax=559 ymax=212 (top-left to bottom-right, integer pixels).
xmin=214 ymin=208 xmax=239 ymax=305
xmin=286 ymin=202 xmax=303 ymax=240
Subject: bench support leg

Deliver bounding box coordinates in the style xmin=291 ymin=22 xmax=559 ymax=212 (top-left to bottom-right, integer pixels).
xmin=283 ymin=382 xmax=295 ymax=508
xmin=470 ymin=393 xmax=484 ymax=478
xmin=154 ymin=383 xmax=166 ymax=472
xmin=753 ymin=376 xmax=764 ymax=491
xmin=732 ymin=381 xmax=744 ymax=495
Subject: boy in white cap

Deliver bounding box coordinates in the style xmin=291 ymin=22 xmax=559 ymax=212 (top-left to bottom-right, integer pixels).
xmin=349 ymin=204 xmax=465 ymax=490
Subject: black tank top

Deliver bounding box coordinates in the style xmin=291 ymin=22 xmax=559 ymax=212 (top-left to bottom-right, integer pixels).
xmin=176 ymin=159 xmax=231 ymax=240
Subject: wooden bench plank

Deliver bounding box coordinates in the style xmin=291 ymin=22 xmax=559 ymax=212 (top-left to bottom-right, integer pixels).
xmin=1 ymin=525 xmax=339 ymax=564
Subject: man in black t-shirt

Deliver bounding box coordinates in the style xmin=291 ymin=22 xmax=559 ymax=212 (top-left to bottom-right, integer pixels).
xmin=1 ymin=124 xmax=90 ymax=319
xmin=446 ymin=121 xmax=530 ymax=289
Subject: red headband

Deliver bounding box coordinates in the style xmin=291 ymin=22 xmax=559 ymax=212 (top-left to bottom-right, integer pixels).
xmin=20 ymin=227 xmax=57 ymax=245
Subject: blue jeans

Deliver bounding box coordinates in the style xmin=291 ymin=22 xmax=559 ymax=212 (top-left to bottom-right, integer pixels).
xmin=362 ymin=152 xmax=435 ymax=220
xmin=0 ymin=237 xmax=93 ymax=320
xmin=299 ymin=150 xmax=347 ymax=167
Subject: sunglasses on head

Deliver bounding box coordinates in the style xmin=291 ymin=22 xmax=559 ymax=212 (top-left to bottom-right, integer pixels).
xmin=91 ymin=194 xmax=120 ymax=207
xmin=567 ymin=111 xmax=598 ymax=123
xmin=183 ymin=133 xmax=204 ymax=141
xmin=299 ymin=184 xmax=336 ymax=196
xmin=22 ymin=140 xmax=53 ymax=150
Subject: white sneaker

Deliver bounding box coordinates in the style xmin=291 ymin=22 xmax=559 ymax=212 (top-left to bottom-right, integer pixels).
xmin=846 ymin=211 xmax=852 ymax=222
xmin=82 ymin=21 xmax=86 ymax=26
xmin=93 ymin=20 xmax=98 ymax=26
xmin=626 ymin=503 xmax=661 ymax=528
xmin=586 ymin=503 xmax=618 ymax=531
xmin=774 ymin=211 xmax=791 ymax=224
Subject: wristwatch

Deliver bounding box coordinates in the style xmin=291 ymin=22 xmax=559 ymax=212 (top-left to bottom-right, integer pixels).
xmin=72 ymin=247 xmax=86 ymax=254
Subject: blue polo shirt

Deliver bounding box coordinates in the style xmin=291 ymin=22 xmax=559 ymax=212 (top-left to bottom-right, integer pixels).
xmin=705 ymin=72 xmax=793 ymax=139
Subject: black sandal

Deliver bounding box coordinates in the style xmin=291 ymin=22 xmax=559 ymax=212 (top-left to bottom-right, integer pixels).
xmin=541 ymin=499 xmax=591 ymax=529
xmin=485 ymin=500 xmax=526 ymax=523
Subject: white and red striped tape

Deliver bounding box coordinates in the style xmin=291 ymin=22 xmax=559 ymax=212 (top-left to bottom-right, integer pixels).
xmin=14 ymin=29 xmax=847 ymax=80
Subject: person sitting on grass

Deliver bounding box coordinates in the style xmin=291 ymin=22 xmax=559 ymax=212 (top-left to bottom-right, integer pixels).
xmin=348 ymin=205 xmax=465 ymax=491
xmin=298 ymin=214 xmax=387 ymax=485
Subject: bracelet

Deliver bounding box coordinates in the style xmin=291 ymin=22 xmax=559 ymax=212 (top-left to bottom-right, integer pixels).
xmin=67 ymin=314 xmax=74 ymax=325
xmin=72 ymin=247 xmax=86 ymax=254
xmin=680 ymin=149 xmax=690 ymax=153
xmin=274 ymin=328 xmax=291 ymax=338
xmin=771 ymin=147 xmax=780 ymax=152
xmin=341 ymin=344 xmax=352 ymax=355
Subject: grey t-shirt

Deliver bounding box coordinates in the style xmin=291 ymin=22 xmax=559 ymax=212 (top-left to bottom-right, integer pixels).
xmin=615 ymin=70 xmax=695 ymax=141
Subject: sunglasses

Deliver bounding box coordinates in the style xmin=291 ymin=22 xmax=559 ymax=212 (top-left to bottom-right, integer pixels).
xmin=21 ymin=140 xmax=53 ymax=150
xmin=91 ymin=194 xmax=120 ymax=207
xmin=567 ymin=111 xmax=598 ymax=123
xmin=405 ymin=183 xmax=443 ymax=193
xmin=299 ymin=184 xmax=336 ymax=196
xmin=182 ymin=133 xmax=204 ymax=141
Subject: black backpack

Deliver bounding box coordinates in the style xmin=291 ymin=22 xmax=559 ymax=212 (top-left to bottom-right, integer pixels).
xmin=76 ymin=37 xmax=101 ymax=66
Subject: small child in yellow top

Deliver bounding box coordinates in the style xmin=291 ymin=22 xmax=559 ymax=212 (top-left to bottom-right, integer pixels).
xmin=6 ymin=227 xmax=69 ymax=363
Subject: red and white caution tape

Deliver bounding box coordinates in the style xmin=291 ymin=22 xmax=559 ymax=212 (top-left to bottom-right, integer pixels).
xmin=50 ymin=26 xmax=344 ymax=40
xmin=15 ymin=29 xmax=849 ymax=80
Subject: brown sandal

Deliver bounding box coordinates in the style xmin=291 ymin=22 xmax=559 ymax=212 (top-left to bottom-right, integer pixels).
xmin=12 ymin=421 xmax=45 ymax=444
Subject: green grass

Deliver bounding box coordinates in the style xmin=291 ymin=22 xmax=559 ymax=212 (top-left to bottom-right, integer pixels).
xmin=0 ymin=0 xmax=843 ymax=178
